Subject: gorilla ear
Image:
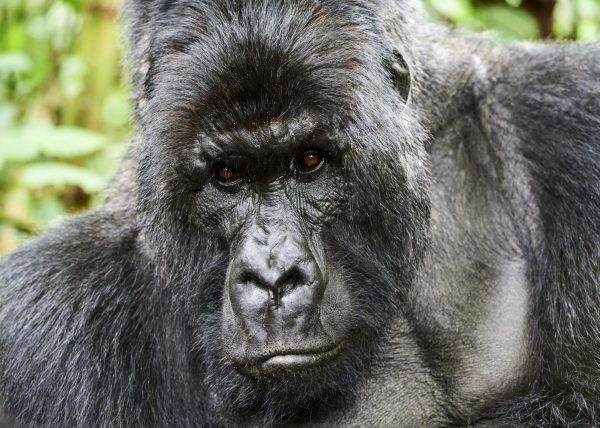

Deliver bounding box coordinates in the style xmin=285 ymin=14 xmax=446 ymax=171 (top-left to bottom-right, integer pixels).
xmin=383 ymin=49 xmax=411 ymax=102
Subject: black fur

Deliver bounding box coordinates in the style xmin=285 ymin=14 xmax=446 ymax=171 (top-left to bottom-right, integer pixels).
xmin=1 ymin=1 xmax=599 ymax=426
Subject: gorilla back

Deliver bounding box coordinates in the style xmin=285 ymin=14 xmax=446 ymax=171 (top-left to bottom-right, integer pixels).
xmin=1 ymin=0 xmax=600 ymax=426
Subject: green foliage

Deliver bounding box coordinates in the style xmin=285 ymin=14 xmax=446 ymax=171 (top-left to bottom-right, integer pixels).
xmin=425 ymin=0 xmax=600 ymax=40
xmin=1 ymin=0 xmax=599 ymax=254
xmin=0 ymin=0 xmax=126 ymax=253
xmin=555 ymin=0 xmax=600 ymax=40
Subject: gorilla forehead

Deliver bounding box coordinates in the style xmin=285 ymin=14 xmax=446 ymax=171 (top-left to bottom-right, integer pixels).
xmin=195 ymin=113 xmax=348 ymax=163
xmin=146 ymin=0 xmax=389 ymax=128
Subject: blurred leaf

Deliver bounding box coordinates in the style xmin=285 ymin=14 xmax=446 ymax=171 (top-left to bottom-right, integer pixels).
xmin=62 ymin=0 xmax=85 ymax=12
xmin=22 ymin=0 xmax=47 ymax=14
xmin=0 ymin=129 xmax=40 ymax=163
xmin=31 ymin=196 xmax=66 ymax=228
xmin=473 ymin=5 xmax=540 ymax=40
xmin=576 ymin=0 xmax=600 ymax=41
xmin=0 ymin=104 xmax=17 ymax=126
xmin=577 ymin=20 xmax=600 ymax=41
xmin=1 ymin=124 xmax=108 ymax=160
xmin=37 ymin=126 xmax=108 ymax=158
xmin=27 ymin=3 xmax=82 ymax=52
xmin=1 ymin=23 xmax=27 ymax=51
xmin=428 ymin=0 xmax=473 ymax=23
xmin=577 ymin=0 xmax=600 ymax=16
xmin=101 ymin=90 xmax=131 ymax=129
xmin=0 ymin=0 xmax=26 ymax=15
xmin=0 ymin=52 xmax=33 ymax=75
xmin=554 ymin=0 xmax=577 ymax=39
xmin=60 ymin=56 xmax=87 ymax=98
xmin=20 ymin=162 xmax=106 ymax=193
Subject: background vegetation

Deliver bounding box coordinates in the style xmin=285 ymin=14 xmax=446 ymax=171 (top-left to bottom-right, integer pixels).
xmin=1 ymin=0 xmax=599 ymax=254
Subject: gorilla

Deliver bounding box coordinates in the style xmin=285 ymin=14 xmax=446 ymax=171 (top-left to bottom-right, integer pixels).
xmin=1 ymin=0 xmax=600 ymax=426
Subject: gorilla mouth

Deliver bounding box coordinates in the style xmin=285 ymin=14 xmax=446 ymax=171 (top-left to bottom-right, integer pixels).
xmin=236 ymin=343 xmax=344 ymax=377
xmin=262 ymin=343 xmax=344 ymax=372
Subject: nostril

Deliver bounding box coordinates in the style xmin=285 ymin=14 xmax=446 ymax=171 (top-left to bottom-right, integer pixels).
xmin=236 ymin=266 xmax=313 ymax=292
xmin=275 ymin=266 xmax=309 ymax=289
xmin=239 ymin=271 xmax=267 ymax=289
xmin=230 ymin=263 xmax=319 ymax=310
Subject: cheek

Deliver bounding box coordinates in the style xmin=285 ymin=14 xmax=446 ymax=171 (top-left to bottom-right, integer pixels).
xmin=319 ymin=268 xmax=353 ymax=337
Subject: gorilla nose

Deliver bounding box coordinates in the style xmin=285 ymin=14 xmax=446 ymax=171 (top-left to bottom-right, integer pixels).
xmin=224 ymin=226 xmax=329 ymax=350
xmin=230 ymin=234 xmax=318 ymax=308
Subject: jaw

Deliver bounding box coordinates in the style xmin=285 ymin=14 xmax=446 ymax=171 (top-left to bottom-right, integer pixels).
xmin=198 ymin=319 xmax=382 ymax=421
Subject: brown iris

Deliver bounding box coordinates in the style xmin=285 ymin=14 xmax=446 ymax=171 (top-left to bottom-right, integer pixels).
xmin=216 ymin=166 xmax=241 ymax=184
xmin=297 ymin=151 xmax=324 ymax=173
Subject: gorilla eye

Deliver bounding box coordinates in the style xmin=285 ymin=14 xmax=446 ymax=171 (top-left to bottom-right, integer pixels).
xmin=296 ymin=151 xmax=325 ymax=174
xmin=215 ymin=165 xmax=241 ymax=185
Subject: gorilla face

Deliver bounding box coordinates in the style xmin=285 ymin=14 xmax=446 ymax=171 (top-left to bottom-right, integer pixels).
xmin=133 ymin=0 xmax=431 ymax=416
xmin=211 ymin=141 xmax=352 ymax=377
xmin=181 ymin=112 xmax=353 ymax=376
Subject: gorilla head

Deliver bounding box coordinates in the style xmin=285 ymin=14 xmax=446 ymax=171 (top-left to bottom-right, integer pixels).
xmin=130 ymin=0 xmax=429 ymax=419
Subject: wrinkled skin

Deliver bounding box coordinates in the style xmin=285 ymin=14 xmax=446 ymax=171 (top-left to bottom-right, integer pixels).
xmin=1 ymin=0 xmax=600 ymax=427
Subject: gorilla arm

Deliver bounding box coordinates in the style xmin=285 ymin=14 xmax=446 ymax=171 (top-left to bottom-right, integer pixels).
xmin=0 ymin=210 xmax=165 ymax=427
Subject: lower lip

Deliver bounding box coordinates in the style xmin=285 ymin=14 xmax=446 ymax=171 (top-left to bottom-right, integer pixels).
xmin=261 ymin=344 xmax=343 ymax=372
